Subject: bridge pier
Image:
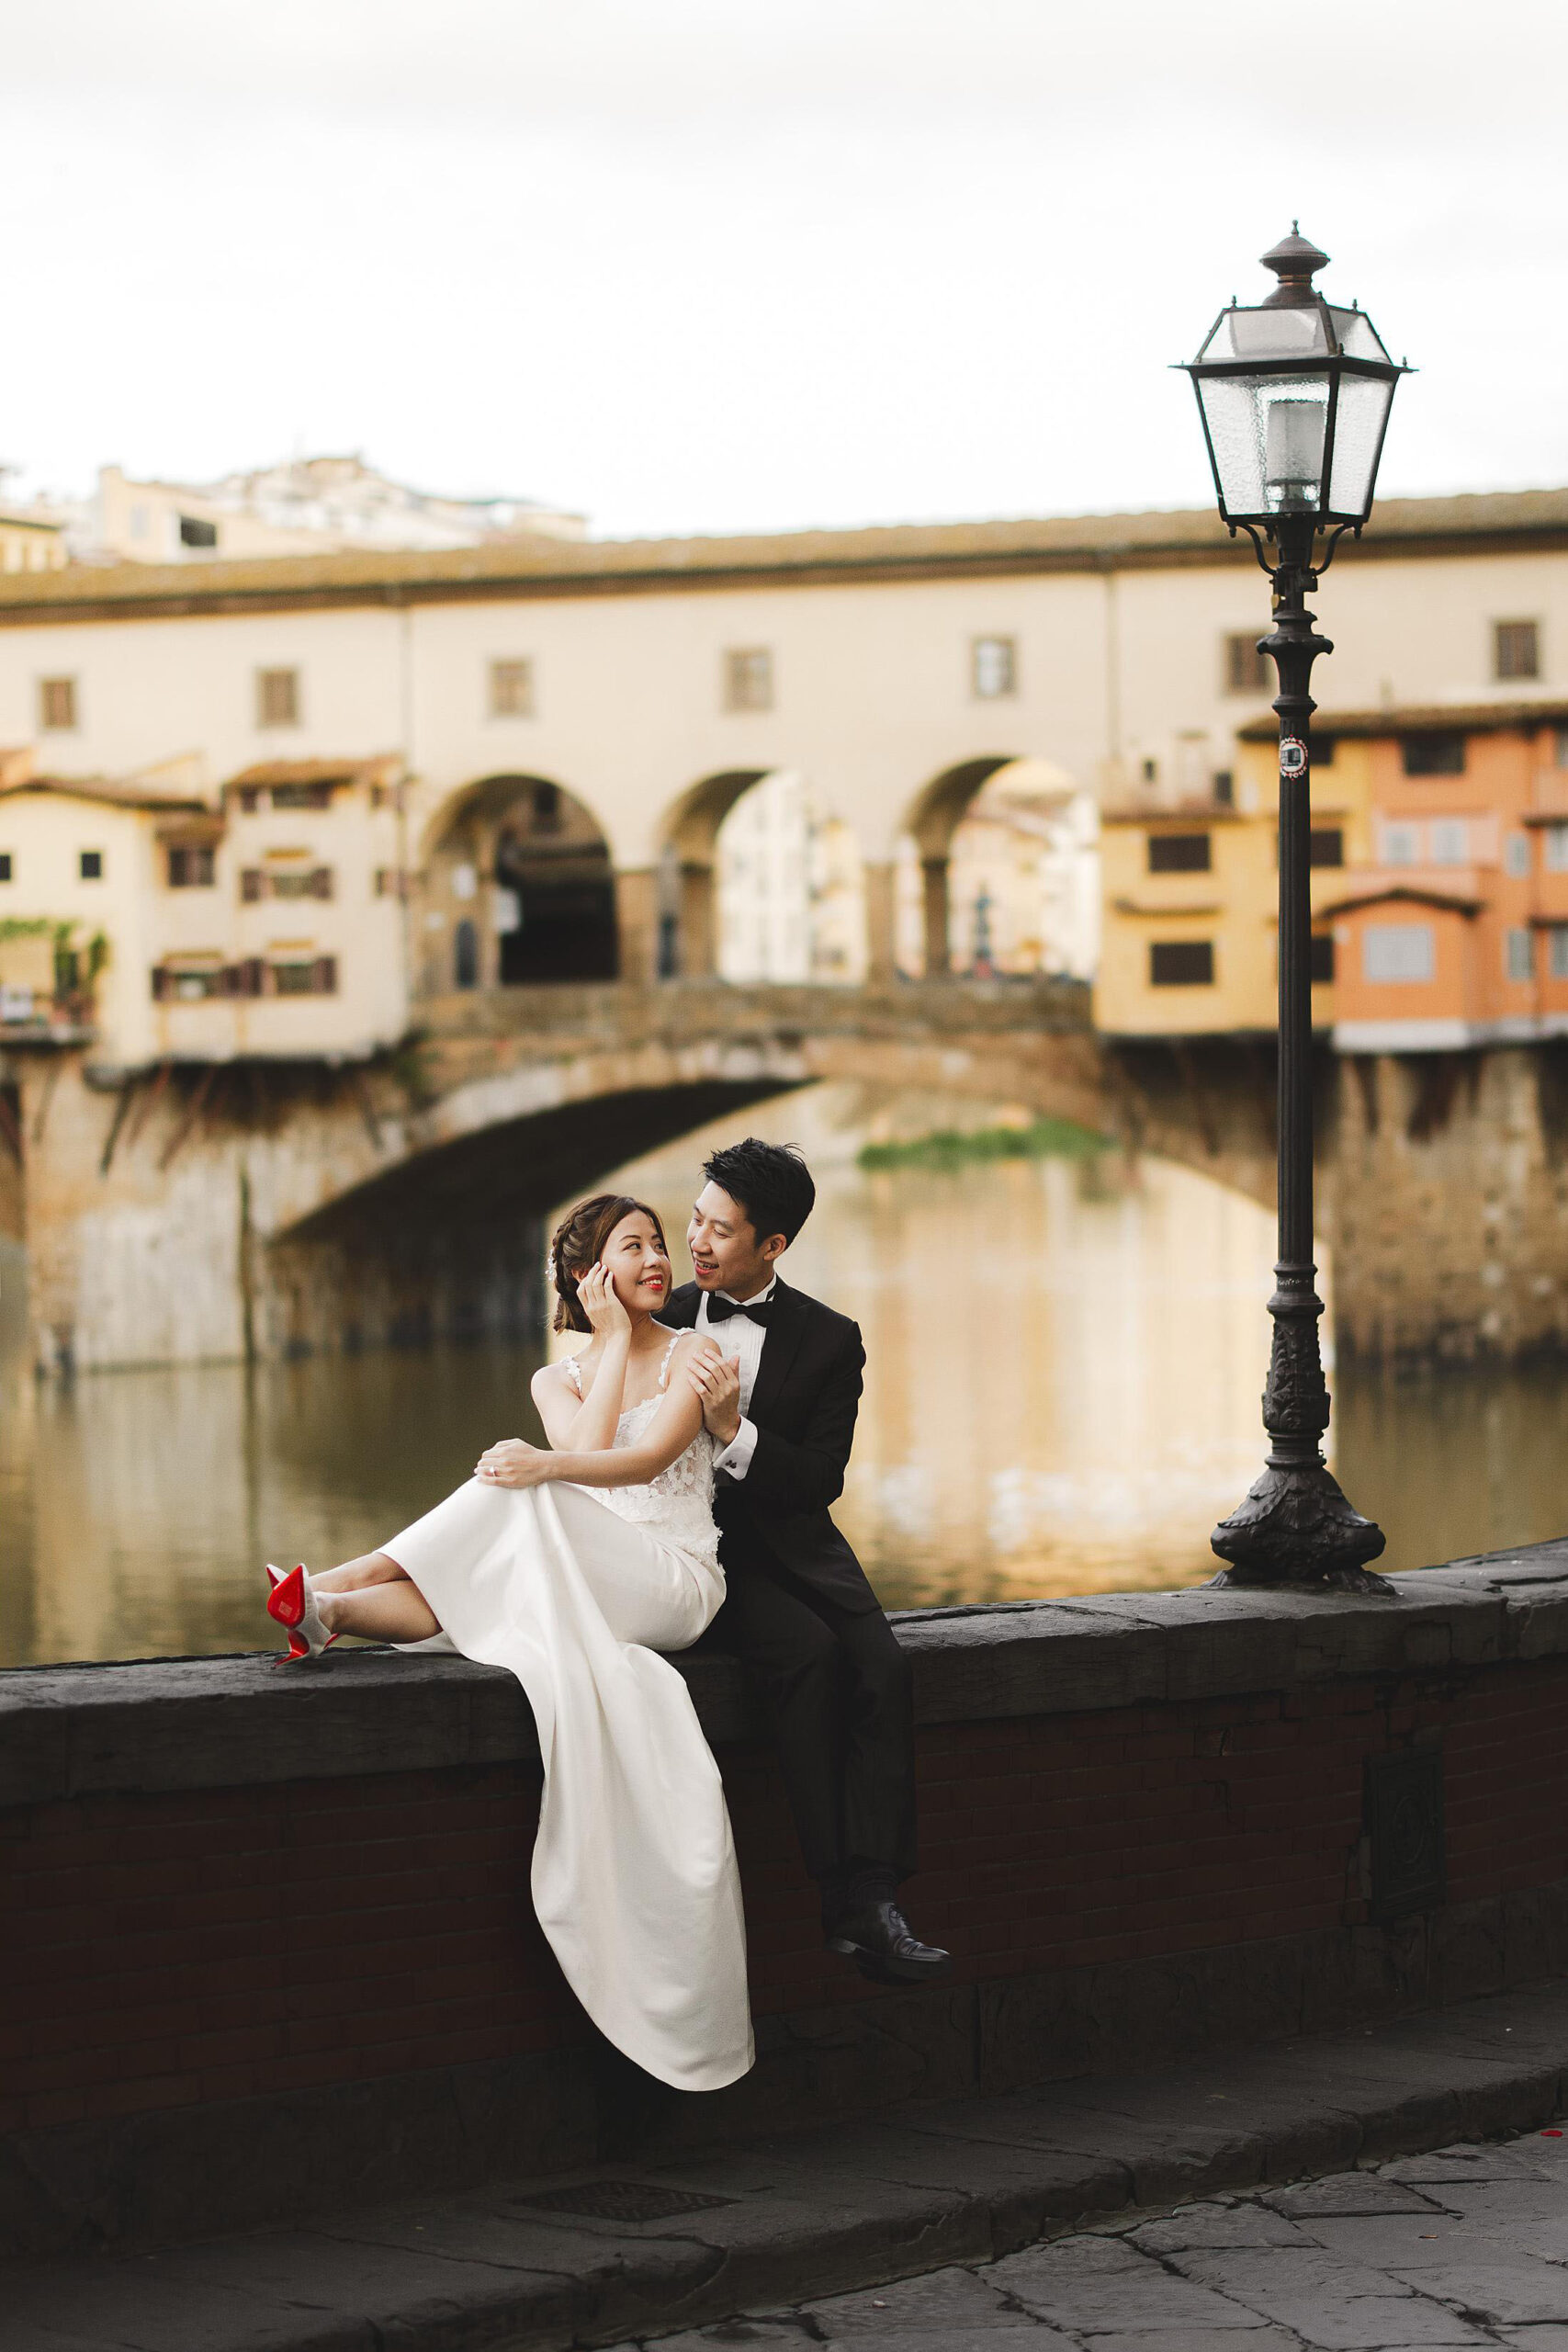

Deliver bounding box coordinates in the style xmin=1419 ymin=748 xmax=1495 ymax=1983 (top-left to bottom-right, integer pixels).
xmin=613 ymin=868 xmax=660 ymax=986
xmin=1324 ymin=1044 xmax=1568 ymax=1361
xmin=863 ymin=861 xmax=898 ymax=983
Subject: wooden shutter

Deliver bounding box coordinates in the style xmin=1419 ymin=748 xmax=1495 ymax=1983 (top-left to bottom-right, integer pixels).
xmin=241 ymin=867 xmax=263 ymax=902
xmin=314 ymin=956 xmax=338 ymax=994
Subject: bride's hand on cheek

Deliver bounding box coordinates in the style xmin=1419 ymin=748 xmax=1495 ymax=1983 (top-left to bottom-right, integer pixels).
xmin=577 ymin=1261 xmax=631 ymax=1337
xmin=476 ymin=1439 xmax=551 ymax=1487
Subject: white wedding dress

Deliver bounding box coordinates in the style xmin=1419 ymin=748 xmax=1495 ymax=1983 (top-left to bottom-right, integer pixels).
xmin=381 ymin=1333 xmax=753 ymax=2091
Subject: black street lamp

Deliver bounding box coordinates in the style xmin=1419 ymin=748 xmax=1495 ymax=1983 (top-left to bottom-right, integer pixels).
xmin=1183 ymin=227 xmax=1410 ymax=1591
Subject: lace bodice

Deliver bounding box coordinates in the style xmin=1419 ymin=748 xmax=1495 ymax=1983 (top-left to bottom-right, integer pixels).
xmin=563 ymin=1335 xmax=719 ymax=1574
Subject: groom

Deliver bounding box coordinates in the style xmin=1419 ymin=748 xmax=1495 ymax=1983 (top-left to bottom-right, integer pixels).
xmin=660 ymin=1136 xmax=950 ymax=1985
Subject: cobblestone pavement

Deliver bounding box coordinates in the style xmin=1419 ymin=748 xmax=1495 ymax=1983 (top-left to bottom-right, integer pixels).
xmin=607 ymin=2130 xmax=1568 ymax=2352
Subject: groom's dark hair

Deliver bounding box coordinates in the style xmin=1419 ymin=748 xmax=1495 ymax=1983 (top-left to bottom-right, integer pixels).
xmin=703 ymin=1138 xmax=816 ymax=1248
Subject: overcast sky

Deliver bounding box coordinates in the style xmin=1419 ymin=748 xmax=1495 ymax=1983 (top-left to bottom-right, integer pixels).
xmin=3 ymin=1 xmax=1564 ymax=540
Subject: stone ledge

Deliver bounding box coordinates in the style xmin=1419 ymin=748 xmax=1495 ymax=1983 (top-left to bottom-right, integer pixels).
xmin=5 ymin=1977 xmax=1568 ymax=2340
xmin=2 ymin=1544 xmax=1565 ymax=1807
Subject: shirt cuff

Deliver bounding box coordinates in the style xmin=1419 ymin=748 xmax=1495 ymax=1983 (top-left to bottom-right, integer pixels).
xmin=714 ymin=1415 xmax=759 ymax=1481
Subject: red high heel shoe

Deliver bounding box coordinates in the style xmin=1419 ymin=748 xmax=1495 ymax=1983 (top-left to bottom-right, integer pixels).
xmin=265 ymin=1563 xmax=339 ymax=1663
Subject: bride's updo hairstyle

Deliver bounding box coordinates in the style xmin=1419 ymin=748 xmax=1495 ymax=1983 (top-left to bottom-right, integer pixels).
xmin=548 ymin=1193 xmax=670 ymax=1334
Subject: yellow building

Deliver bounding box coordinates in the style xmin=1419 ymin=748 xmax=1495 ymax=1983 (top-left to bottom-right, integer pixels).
xmin=0 ymin=753 xmax=408 ymax=1068
xmin=1094 ymin=733 xmax=1376 ymax=1035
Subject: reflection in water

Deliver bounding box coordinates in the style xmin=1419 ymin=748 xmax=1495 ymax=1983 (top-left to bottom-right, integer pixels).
xmin=2 ymin=1081 xmax=1564 ymax=1668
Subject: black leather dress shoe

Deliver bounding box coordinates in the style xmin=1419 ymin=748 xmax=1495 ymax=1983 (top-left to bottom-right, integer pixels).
xmin=825 ymin=1899 xmax=952 ymax=1984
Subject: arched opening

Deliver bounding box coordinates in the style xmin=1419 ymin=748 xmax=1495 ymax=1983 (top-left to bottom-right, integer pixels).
xmin=423 ymin=775 xmax=617 ymax=993
xmin=660 ymin=768 xmax=865 ymax=982
xmin=897 ymin=756 xmax=1098 ymax=979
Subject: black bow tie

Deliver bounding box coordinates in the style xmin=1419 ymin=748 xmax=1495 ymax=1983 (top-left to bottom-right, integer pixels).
xmin=706 ymin=1293 xmax=774 ymax=1326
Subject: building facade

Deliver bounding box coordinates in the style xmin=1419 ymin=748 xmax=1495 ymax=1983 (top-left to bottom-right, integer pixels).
xmin=2 ymin=489 xmax=1568 ymax=1065
xmin=73 ymin=457 xmax=586 ymax=567
xmin=0 ymin=755 xmax=406 ymax=1067
xmin=1314 ymin=702 xmax=1568 ymax=1051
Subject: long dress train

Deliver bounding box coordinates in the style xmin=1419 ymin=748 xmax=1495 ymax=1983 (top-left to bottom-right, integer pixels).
xmin=381 ymin=1337 xmax=753 ymax=2091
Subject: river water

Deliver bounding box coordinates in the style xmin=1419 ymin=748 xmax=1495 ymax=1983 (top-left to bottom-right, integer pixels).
xmin=3 ymin=1080 xmax=1565 ymax=1670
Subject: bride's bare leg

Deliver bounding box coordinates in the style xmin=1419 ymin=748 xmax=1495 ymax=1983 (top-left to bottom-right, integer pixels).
xmin=310 ymin=1550 xmax=410 ymax=1594
xmin=317 ymin=1581 xmax=440 ymax=1643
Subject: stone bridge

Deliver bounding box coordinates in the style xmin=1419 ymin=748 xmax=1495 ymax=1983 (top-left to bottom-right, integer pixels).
xmin=6 ymin=978 xmax=1568 ymax=1371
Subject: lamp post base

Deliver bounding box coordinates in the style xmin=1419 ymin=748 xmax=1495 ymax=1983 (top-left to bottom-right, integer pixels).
xmin=1210 ymin=1459 xmax=1393 ymax=1594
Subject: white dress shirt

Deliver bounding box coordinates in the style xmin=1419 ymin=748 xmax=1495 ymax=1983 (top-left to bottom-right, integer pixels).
xmin=695 ymin=1273 xmax=778 ymax=1482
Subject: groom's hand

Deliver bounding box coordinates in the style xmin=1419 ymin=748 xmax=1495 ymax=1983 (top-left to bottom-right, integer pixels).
xmin=689 ymin=1342 xmax=742 ymax=1446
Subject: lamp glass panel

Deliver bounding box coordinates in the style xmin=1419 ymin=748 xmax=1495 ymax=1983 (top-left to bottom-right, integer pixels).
xmin=1202 ymin=303 xmax=1332 ymax=363
xmin=1199 ymin=371 xmax=1332 ymax=518
xmin=1328 ymin=307 xmax=1391 ymax=362
xmin=1326 ymin=374 xmax=1394 ymax=518
xmin=1197 ymin=376 xmax=1268 ymax=514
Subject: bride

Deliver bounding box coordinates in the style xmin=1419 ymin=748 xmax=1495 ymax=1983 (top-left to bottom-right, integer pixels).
xmin=263 ymin=1193 xmax=754 ymax=2093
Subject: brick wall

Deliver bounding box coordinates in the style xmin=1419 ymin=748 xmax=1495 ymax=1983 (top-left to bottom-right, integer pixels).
xmin=9 ymin=1655 xmax=1568 ymax=2149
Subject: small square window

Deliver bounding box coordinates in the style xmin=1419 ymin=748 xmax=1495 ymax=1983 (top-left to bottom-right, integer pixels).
xmin=1506 ymin=928 xmax=1535 ymax=982
xmin=1309 ymin=933 xmax=1336 ymax=984
xmin=1402 ymin=731 xmax=1464 ymax=776
xmin=1428 ymin=818 xmax=1469 ymax=865
xmin=490 ymin=658 xmax=535 ymax=718
xmin=1150 ymin=940 xmax=1214 ymax=986
xmin=1382 ymin=821 xmax=1420 ymax=865
xmin=1551 ymin=925 xmax=1568 ymax=982
xmin=1494 ymin=619 xmax=1540 ymax=681
xmin=1141 ymin=757 xmax=1158 ymax=785
xmin=1364 ymin=923 xmax=1435 ymax=983
xmin=256 ymin=667 xmax=300 ymax=728
xmin=0 ymin=853 xmax=11 ymax=883
xmin=723 ymin=648 xmax=773 ymax=712
xmin=1147 ymin=832 xmax=1211 ymax=874
xmin=167 ymin=844 xmax=216 ymax=888
xmin=1506 ymin=833 xmax=1531 ymax=877
xmin=179 ymin=514 xmax=220 ymax=550
xmin=1308 ymin=828 xmax=1344 ymax=868
xmin=1212 ymin=771 xmax=1235 ymax=807
xmin=972 ymin=636 xmax=1017 ymax=699
xmin=1544 ymin=821 xmax=1568 ymax=874
xmin=79 ymin=850 xmax=103 ymax=880
xmin=39 ymin=676 xmax=76 ymax=730
xmin=1223 ymin=632 xmax=1272 ymax=694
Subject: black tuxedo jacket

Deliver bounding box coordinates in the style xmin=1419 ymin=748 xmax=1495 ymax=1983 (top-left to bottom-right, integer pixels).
xmin=660 ymin=1278 xmax=881 ymax=1615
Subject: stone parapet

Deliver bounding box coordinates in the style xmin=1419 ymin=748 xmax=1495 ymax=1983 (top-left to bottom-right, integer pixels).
xmin=6 ymin=1550 xmax=1567 ymax=1805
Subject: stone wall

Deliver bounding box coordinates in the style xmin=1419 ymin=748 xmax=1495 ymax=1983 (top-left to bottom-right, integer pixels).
xmin=5 ymin=1549 xmax=1568 ymax=2258
xmin=1326 ymin=1046 xmax=1568 ymax=1360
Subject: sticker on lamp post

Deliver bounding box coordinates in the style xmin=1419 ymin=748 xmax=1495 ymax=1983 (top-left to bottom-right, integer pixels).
xmin=1280 ymin=737 xmax=1309 ymax=777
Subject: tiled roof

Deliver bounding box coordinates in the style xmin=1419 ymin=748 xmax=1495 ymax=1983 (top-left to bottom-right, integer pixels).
xmin=0 ymin=774 xmax=210 ymax=812
xmin=1316 ymin=880 xmax=1483 ymax=917
xmin=226 ymin=756 xmax=400 ymax=787
xmin=1239 ymin=696 xmax=1568 ymax=741
xmin=4 ymin=488 xmax=1568 ymax=621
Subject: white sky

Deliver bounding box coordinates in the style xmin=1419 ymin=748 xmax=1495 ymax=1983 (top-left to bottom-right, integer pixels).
xmin=4 ymin=0 xmax=1564 ymax=540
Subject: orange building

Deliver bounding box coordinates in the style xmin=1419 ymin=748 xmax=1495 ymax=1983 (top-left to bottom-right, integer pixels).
xmin=1237 ymin=700 xmax=1568 ymax=1052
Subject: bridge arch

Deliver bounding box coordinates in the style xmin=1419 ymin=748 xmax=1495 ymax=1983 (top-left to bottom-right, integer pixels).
xmin=237 ymin=988 xmax=1282 ymax=1359
xmin=658 ymin=769 xmax=866 ymax=984
xmin=421 ymin=773 xmax=618 ymax=993
xmin=897 ymin=754 xmax=1097 ymax=980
